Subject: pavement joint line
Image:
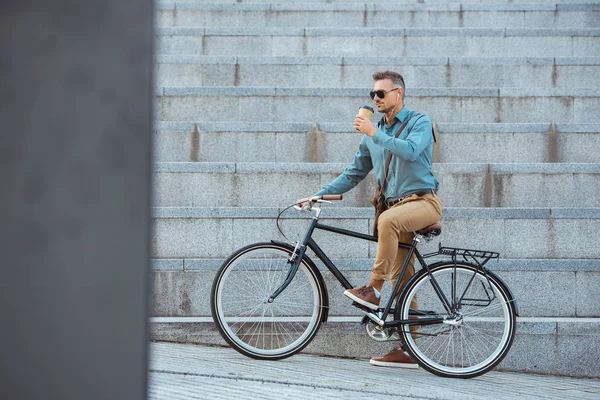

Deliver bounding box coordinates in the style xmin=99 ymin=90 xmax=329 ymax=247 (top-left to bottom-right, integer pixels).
xmin=148 ymin=369 xmax=433 ymax=398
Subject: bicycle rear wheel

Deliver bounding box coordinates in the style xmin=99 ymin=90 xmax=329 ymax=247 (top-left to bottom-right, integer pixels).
xmin=211 ymin=242 xmax=325 ymax=360
xmin=396 ymin=262 xmax=516 ymax=378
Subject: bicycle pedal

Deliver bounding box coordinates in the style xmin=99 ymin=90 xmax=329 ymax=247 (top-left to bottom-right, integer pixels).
xmin=352 ymin=301 xmax=379 ymax=313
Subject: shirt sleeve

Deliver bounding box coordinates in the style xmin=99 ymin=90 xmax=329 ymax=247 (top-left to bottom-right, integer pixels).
xmin=371 ymin=114 xmax=433 ymax=161
xmin=315 ymin=137 xmax=373 ymax=196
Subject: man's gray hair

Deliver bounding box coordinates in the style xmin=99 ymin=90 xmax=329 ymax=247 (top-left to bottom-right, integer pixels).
xmin=372 ymin=71 xmax=406 ymax=98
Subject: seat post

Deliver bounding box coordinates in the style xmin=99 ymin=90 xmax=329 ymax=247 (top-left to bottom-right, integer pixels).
xmin=412 ymin=234 xmax=422 ymax=247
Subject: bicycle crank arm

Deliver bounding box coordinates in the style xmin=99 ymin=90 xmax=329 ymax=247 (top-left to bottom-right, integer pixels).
xmin=363 ymin=312 xmax=385 ymax=327
xmin=353 ymin=303 xmax=385 ymax=326
xmin=385 ymin=317 xmax=445 ymax=328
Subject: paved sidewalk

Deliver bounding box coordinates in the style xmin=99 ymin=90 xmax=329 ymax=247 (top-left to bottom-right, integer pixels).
xmin=148 ymin=342 xmax=600 ymax=400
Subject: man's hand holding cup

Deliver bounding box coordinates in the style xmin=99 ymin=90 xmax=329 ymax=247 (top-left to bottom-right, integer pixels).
xmin=354 ymin=105 xmax=377 ymax=137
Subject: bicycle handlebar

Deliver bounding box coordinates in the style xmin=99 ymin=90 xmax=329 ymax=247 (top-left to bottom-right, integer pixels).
xmin=283 ymin=194 xmax=343 ymax=238
xmin=293 ymin=194 xmax=343 ymax=212
xmin=321 ymin=194 xmax=343 ymax=201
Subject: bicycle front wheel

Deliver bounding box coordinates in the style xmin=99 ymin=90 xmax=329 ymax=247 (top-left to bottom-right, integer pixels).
xmin=396 ymin=262 xmax=516 ymax=378
xmin=211 ymin=242 xmax=325 ymax=360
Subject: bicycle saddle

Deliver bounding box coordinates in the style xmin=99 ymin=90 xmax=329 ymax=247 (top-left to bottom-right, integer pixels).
xmin=417 ymin=223 xmax=442 ymax=237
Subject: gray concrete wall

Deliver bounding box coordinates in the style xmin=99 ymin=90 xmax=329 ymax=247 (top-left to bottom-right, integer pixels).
xmin=0 ymin=1 xmax=153 ymax=399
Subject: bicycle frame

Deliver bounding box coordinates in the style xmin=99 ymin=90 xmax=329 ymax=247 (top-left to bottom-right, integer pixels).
xmin=268 ymin=215 xmax=452 ymax=329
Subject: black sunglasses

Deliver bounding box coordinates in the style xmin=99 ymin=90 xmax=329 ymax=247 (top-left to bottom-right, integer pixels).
xmin=369 ymin=87 xmax=400 ymax=100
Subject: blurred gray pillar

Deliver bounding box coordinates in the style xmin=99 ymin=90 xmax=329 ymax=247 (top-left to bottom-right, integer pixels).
xmin=0 ymin=1 xmax=153 ymax=399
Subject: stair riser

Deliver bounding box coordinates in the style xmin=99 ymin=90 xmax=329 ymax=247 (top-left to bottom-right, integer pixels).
xmin=151 ymin=268 xmax=600 ymax=318
xmin=153 ymin=129 xmax=600 ymax=163
xmin=156 ymin=94 xmax=600 ymax=123
xmin=156 ymin=9 xmax=600 ymax=29
xmin=155 ymin=62 xmax=600 ymax=89
xmin=152 ymin=169 xmax=600 ymax=207
xmin=159 ymin=0 xmax=600 ymax=4
xmin=151 ymin=216 xmax=599 ymax=259
xmin=156 ymin=34 xmax=599 ymax=57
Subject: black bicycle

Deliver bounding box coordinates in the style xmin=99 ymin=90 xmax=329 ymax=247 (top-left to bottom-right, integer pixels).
xmin=210 ymin=195 xmax=518 ymax=378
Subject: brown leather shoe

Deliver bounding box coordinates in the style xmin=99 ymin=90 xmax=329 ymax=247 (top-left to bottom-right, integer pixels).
xmin=370 ymin=348 xmax=418 ymax=368
xmin=343 ymin=285 xmax=380 ymax=309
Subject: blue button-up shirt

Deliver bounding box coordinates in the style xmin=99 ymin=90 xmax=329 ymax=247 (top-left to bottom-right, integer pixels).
xmin=315 ymin=105 xmax=439 ymax=200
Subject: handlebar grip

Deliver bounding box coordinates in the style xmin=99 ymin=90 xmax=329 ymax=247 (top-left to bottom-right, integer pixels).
xmin=321 ymin=194 xmax=342 ymax=201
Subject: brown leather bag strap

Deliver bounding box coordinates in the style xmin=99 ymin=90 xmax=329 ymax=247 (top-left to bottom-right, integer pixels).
xmin=380 ymin=117 xmax=411 ymax=191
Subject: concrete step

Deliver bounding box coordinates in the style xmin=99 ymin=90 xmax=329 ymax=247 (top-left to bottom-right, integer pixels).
xmin=161 ymin=0 xmax=600 ymax=5
xmin=155 ymin=87 xmax=600 ymax=123
xmin=151 ymin=206 xmax=600 ymax=260
xmin=149 ymin=342 xmax=600 ymax=396
xmin=151 ymin=257 xmax=600 ymax=318
xmin=155 ymin=3 xmax=600 ymax=29
xmin=152 ymin=162 xmax=600 ymax=208
xmin=149 ymin=318 xmax=600 ymax=378
xmin=155 ymin=27 xmax=600 ymax=57
xmin=155 ymin=55 xmax=600 ymax=89
xmin=153 ymin=122 xmax=600 ymax=163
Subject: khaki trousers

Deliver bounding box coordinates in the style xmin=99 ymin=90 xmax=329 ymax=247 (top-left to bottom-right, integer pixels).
xmin=371 ymin=192 xmax=443 ymax=310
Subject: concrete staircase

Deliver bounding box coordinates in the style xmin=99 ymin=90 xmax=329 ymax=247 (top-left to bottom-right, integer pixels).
xmin=150 ymin=0 xmax=600 ymax=378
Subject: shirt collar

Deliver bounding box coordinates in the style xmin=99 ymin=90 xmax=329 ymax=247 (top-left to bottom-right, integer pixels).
xmin=378 ymin=106 xmax=410 ymax=128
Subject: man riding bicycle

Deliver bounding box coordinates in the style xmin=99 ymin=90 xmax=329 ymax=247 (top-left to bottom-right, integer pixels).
xmin=298 ymin=71 xmax=442 ymax=368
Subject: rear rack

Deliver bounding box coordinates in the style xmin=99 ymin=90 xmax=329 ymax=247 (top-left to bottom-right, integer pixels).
xmin=423 ymin=243 xmax=499 ymax=268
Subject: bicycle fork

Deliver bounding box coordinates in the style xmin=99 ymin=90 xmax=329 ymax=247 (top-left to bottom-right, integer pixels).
xmin=266 ymin=241 xmax=306 ymax=302
xmin=267 ymin=217 xmax=319 ymax=302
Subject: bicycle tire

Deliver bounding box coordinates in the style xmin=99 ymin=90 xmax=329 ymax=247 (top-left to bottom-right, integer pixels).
xmin=396 ymin=262 xmax=516 ymax=378
xmin=211 ymin=242 xmax=326 ymax=360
